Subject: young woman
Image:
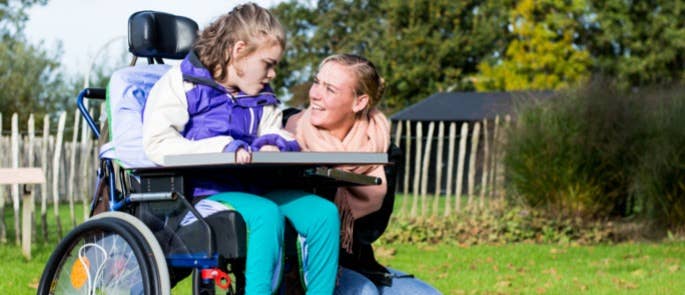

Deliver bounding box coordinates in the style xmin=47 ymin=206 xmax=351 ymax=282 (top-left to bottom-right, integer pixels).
xmin=143 ymin=4 xmax=339 ymax=294
xmin=286 ymin=54 xmax=441 ymax=294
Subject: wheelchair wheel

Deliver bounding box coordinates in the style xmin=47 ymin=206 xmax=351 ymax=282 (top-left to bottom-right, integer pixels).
xmin=91 ymin=211 xmax=171 ymax=294
xmin=38 ymin=213 xmax=170 ymax=294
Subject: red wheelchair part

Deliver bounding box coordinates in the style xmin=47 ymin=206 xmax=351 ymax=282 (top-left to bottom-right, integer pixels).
xmin=201 ymin=268 xmax=232 ymax=289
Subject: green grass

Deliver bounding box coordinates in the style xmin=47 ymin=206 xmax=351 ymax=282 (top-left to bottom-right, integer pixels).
xmin=393 ymin=193 xmax=450 ymax=215
xmin=3 ymin=204 xmax=684 ymax=294
xmin=391 ymin=193 xmax=484 ymax=218
xmin=0 ymin=201 xmax=87 ymax=294
xmin=376 ymin=242 xmax=685 ymax=294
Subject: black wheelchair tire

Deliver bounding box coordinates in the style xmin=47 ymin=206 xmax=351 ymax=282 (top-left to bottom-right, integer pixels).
xmin=92 ymin=211 xmax=171 ymax=294
xmin=37 ymin=215 xmax=166 ymax=294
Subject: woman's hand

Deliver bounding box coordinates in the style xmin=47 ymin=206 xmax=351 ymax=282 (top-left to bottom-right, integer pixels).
xmin=235 ymin=148 xmax=252 ymax=164
xmin=259 ymin=145 xmax=279 ymax=152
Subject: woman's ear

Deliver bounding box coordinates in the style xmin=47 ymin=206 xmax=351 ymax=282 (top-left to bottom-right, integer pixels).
xmin=352 ymin=94 xmax=370 ymax=113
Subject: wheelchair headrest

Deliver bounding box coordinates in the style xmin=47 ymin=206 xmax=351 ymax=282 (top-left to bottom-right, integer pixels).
xmin=128 ymin=11 xmax=198 ymax=59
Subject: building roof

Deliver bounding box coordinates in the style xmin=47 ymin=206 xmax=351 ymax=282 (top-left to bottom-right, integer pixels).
xmin=390 ymin=91 xmax=552 ymax=121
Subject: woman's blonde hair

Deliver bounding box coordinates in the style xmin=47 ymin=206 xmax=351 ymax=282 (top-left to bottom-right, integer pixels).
xmin=320 ymin=54 xmax=385 ymax=110
xmin=194 ymin=2 xmax=285 ymax=81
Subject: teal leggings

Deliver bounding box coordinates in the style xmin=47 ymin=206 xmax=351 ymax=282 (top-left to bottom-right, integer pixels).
xmin=266 ymin=190 xmax=340 ymax=294
xmin=207 ymin=190 xmax=339 ymax=295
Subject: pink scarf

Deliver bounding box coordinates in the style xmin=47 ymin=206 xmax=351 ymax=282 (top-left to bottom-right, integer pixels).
xmin=296 ymin=108 xmax=390 ymax=251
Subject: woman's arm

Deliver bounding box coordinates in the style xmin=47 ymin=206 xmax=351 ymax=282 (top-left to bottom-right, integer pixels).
xmin=142 ymin=66 xmax=234 ymax=165
xmin=347 ymin=165 xmax=388 ymax=218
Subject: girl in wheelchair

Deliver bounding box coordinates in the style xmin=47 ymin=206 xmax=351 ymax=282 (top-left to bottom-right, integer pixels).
xmin=142 ymin=3 xmax=339 ymax=294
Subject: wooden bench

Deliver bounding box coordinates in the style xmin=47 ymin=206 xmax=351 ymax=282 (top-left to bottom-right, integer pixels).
xmin=0 ymin=168 xmax=45 ymax=259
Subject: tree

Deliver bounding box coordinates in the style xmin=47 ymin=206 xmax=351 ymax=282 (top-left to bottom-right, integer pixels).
xmin=372 ymin=0 xmax=511 ymax=111
xmin=588 ymin=0 xmax=685 ymax=88
xmin=1 ymin=0 xmax=47 ymax=35
xmin=474 ymin=0 xmax=591 ymax=91
xmin=0 ymin=0 xmax=70 ymax=129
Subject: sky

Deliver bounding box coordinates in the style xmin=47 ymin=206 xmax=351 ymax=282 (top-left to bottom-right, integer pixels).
xmin=24 ymin=0 xmax=284 ymax=76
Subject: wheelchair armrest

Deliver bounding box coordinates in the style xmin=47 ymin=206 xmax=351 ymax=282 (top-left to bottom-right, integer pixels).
xmin=77 ymin=88 xmax=107 ymax=139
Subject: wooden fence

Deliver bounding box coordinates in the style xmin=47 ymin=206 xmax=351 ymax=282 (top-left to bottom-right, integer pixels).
xmin=392 ymin=116 xmax=511 ymax=219
xmin=0 ymin=111 xmax=98 ymax=245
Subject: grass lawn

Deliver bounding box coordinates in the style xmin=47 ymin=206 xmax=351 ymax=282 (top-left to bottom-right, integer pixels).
xmin=0 ymin=201 xmax=87 ymax=293
xmin=376 ymin=242 xmax=685 ymax=294
xmin=2 ymin=203 xmax=684 ymax=294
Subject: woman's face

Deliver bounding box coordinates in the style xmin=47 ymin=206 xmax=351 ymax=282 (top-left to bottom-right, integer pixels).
xmin=225 ymin=41 xmax=282 ymax=95
xmin=308 ymin=61 xmax=367 ymax=139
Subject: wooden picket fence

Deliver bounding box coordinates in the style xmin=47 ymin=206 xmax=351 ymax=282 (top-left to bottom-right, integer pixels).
xmin=392 ymin=116 xmax=511 ymax=219
xmin=0 ymin=111 xmax=98 ymax=245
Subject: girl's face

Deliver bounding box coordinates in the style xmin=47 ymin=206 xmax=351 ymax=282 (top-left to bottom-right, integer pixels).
xmin=225 ymin=41 xmax=282 ymax=95
xmin=308 ymin=61 xmax=369 ymax=140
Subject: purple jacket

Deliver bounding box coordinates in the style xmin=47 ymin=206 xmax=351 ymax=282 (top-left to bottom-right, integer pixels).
xmin=179 ymin=51 xmax=299 ymax=197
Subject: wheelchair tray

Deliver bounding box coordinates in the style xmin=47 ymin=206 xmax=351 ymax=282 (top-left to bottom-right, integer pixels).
xmin=129 ymin=152 xmax=388 ymax=194
xmin=163 ymin=151 xmax=387 ymax=167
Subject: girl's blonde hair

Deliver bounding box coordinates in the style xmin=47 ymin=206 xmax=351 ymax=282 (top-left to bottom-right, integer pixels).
xmin=320 ymin=54 xmax=385 ymax=110
xmin=194 ymin=2 xmax=285 ymax=81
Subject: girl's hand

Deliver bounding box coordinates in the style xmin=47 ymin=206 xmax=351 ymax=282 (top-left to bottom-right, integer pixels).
xmin=235 ymin=148 xmax=252 ymax=164
xmin=259 ymin=145 xmax=279 ymax=152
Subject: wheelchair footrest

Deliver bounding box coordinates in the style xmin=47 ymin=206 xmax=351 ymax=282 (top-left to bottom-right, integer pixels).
xmin=173 ymin=210 xmax=248 ymax=259
xmin=129 ymin=191 xmax=177 ymax=202
xmin=167 ymin=254 xmax=218 ymax=268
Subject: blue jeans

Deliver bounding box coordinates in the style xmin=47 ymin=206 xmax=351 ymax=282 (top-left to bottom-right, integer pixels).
xmin=335 ymin=267 xmax=442 ymax=295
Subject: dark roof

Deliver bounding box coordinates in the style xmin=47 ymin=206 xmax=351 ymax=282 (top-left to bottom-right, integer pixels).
xmin=390 ymin=91 xmax=553 ymax=121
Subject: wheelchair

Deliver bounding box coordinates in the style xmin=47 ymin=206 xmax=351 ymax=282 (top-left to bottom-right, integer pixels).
xmin=37 ymin=10 xmax=398 ymax=295
xmin=36 ymin=11 xmax=247 ymax=295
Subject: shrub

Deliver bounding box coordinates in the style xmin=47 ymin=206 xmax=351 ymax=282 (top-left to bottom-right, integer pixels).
xmin=504 ymin=83 xmax=638 ymax=218
xmin=379 ymin=204 xmax=618 ymax=246
xmin=631 ymin=87 xmax=685 ymax=229
xmin=502 ymin=81 xmax=685 ymax=230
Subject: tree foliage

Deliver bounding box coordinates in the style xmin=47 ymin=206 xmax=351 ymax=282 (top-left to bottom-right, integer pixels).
xmin=474 ymin=0 xmax=591 ymax=91
xmin=0 ymin=0 xmax=70 ymax=129
xmin=372 ymin=0 xmax=511 ymax=111
xmin=588 ymin=0 xmax=685 ymax=87
xmin=0 ymin=0 xmax=47 ymax=35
